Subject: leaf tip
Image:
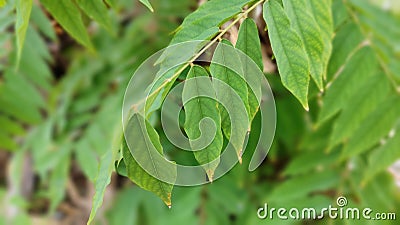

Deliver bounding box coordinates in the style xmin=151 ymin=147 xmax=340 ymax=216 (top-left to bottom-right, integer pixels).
xmin=206 ymin=169 xmax=215 ymax=182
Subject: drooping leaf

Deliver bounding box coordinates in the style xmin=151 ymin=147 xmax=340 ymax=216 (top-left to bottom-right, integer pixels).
xmin=15 ymin=0 xmax=32 ymax=64
xmin=341 ymin=95 xmax=400 ymax=159
xmin=76 ymin=0 xmax=113 ymax=33
xmin=308 ymin=0 xmax=334 ymax=80
xmin=210 ymin=39 xmax=249 ymax=161
xmin=236 ymin=18 xmax=263 ymax=120
xmin=123 ymin=113 xmax=176 ymax=206
xmin=87 ymin=127 xmax=121 ymax=225
xmin=283 ymin=0 xmax=325 ymax=90
xmin=319 ymin=47 xmax=379 ymax=123
xmin=41 ymin=0 xmax=93 ymax=49
xmin=139 ymin=0 xmax=154 ymax=12
xmin=236 ymin=18 xmax=263 ymax=71
xmin=183 ymin=65 xmax=223 ymax=180
xmin=263 ymin=0 xmax=310 ymax=110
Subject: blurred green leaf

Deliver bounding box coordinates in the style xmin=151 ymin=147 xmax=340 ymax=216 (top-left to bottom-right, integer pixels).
xmin=76 ymin=0 xmax=113 ymax=33
xmin=15 ymin=0 xmax=32 ymax=64
xmin=365 ymin=126 xmax=400 ymax=183
xmin=319 ymin=47 xmax=379 ymax=123
xmin=341 ymin=95 xmax=400 ymax=159
xmin=330 ymin=73 xmax=391 ymax=147
xmin=41 ymin=0 xmax=93 ymax=49
xmin=326 ymin=22 xmax=364 ymax=80
xmin=284 ymin=150 xmax=339 ymax=176
xmin=268 ymin=170 xmax=340 ymax=202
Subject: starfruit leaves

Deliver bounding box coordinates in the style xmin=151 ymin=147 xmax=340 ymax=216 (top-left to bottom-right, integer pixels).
xmin=263 ymin=0 xmax=310 ymax=110
xmin=210 ymin=40 xmax=249 ymax=162
xmin=123 ymin=113 xmax=176 ymax=207
xmin=183 ymin=65 xmax=223 ymax=181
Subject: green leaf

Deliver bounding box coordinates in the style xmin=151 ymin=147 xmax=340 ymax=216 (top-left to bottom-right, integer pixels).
xmin=171 ymin=0 xmax=250 ymax=44
xmin=123 ymin=113 xmax=176 ymax=206
xmin=284 ymin=150 xmax=339 ymax=176
xmin=210 ymin=40 xmax=249 ymax=161
xmin=87 ymin=127 xmax=120 ymax=225
xmin=282 ymin=0 xmax=325 ymax=90
xmin=48 ymin=146 xmax=70 ymax=212
xmin=139 ymin=0 xmax=154 ymax=12
xmin=0 ymin=0 xmax=6 ymax=7
xmin=326 ymin=22 xmax=364 ymax=80
xmin=30 ymin=4 xmax=56 ymax=40
xmin=319 ymin=47 xmax=379 ymax=123
xmin=308 ymin=0 xmax=334 ymax=80
xmin=341 ymin=96 xmax=400 ymax=159
xmin=0 ymin=116 xmax=24 ymax=135
xmin=330 ymin=73 xmax=391 ymax=147
xmin=75 ymin=140 xmax=99 ymax=181
xmin=15 ymin=0 xmax=32 ymax=64
xmin=348 ymin=0 xmax=400 ymax=83
xmin=269 ymin=170 xmax=340 ymax=202
xmin=0 ymin=131 xmax=17 ymax=150
xmin=76 ymin=0 xmax=113 ymax=33
xmin=263 ymin=0 xmax=310 ymax=110
xmin=183 ymin=65 xmax=223 ymax=180
xmin=236 ymin=18 xmax=263 ymax=71
xmin=41 ymin=0 xmax=92 ymax=49
xmin=236 ymin=18 xmax=263 ymax=120
xmin=365 ymin=126 xmax=400 ymax=183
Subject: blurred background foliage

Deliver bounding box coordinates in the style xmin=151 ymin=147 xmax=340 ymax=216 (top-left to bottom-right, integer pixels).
xmin=0 ymin=0 xmax=399 ymax=225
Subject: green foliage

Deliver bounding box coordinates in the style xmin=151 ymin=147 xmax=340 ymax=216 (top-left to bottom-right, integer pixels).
xmin=15 ymin=0 xmax=32 ymax=64
xmin=139 ymin=0 xmax=154 ymax=12
xmin=1 ymin=0 xmax=400 ymax=224
xmin=123 ymin=114 xmax=176 ymax=206
xmin=40 ymin=0 xmax=93 ymax=49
